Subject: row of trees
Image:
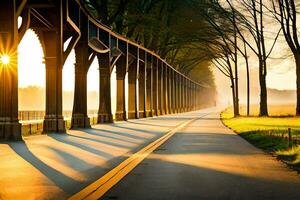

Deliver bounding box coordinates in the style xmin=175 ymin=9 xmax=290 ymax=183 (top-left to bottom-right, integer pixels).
xmin=199 ymin=0 xmax=300 ymax=117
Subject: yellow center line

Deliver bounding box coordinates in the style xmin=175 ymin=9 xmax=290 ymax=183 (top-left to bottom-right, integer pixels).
xmin=69 ymin=118 xmax=198 ymax=200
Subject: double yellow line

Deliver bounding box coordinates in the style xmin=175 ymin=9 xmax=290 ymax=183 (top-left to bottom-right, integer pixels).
xmin=69 ymin=118 xmax=196 ymax=200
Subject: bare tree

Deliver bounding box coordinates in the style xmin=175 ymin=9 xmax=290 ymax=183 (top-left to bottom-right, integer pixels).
xmin=225 ymin=0 xmax=281 ymax=116
xmin=272 ymin=0 xmax=300 ymax=115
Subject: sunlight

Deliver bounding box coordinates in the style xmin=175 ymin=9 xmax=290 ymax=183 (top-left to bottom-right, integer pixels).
xmin=18 ymin=29 xmax=45 ymax=88
xmin=0 ymin=54 xmax=10 ymax=65
xmin=148 ymin=153 xmax=287 ymax=182
xmin=87 ymin=57 xmax=99 ymax=113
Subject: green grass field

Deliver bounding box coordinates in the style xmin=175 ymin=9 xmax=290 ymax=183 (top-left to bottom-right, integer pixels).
xmin=221 ymin=105 xmax=300 ymax=169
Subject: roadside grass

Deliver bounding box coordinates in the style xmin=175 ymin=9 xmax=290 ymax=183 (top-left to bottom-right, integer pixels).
xmin=221 ymin=105 xmax=300 ymax=170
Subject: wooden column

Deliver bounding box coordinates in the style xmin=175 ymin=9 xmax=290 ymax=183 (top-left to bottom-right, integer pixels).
xmin=98 ymin=53 xmax=113 ymax=123
xmin=157 ymin=61 xmax=163 ymax=115
xmin=0 ymin=0 xmax=21 ymax=140
xmin=163 ymin=64 xmax=169 ymax=114
xmin=115 ymin=55 xmax=127 ymax=121
xmin=167 ymin=67 xmax=173 ymax=114
xmin=172 ymin=70 xmax=178 ymax=113
xmin=138 ymin=51 xmax=146 ymax=118
xmin=178 ymin=75 xmax=182 ymax=113
xmin=71 ymin=41 xmax=92 ymax=128
xmin=42 ymin=30 xmax=66 ymax=133
xmin=184 ymin=78 xmax=189 ymax=112
xmin=128 ymin=49 xmax=138 ymax=119
xmin=187 ymin=80 xmax=191 ymax=111
xmin=146 ymin=54 xmax=153 ymax=117
xmin=152 ymin=58 xmax=158 ymax=116
xmin=174 ymin=72 xmax=179 ymax=113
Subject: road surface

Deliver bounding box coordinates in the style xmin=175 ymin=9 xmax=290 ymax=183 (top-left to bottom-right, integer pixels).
xmin=101 ymin=110 xmax=300 ymax=200
xmin=1 ymin=108 xmax=300 ymax=200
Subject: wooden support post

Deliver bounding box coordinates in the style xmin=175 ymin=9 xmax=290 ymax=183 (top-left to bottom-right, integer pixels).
xmin=178 ymin=75 xmax=182 ymax=113
xmin=42 ymin=30 xmax=66 ymax=133
xmin=168 ymin=67 xmax=173 ymax=114
xmin=98 ymin=53 xmax=113 ymax=123
xmin=0 ymin=0 xmax=22 ymax=140
xmin=152 ymin=58 xmax=158 ymax=116
xmin=146 ymin=54 xmax=153 ymax=117
xmin=157 ymin=61 xmax=163 ymax=115
xmin=128 ymin=50 xmax=138 ymax=119
xmin=163 ymin=64 xmax=169 ymax=114
xmin=138 ymin=51 xmax=146 ymax=118
xmin=174 ymin=73 xmax=179 ymax=113
xmin=115 ymin=54 xmax=127 ymax=121
xmin=71 ymin=42 xmax=91 ymax=128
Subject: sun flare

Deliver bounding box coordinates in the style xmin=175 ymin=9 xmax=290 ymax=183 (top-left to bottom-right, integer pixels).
xmin=0 ymin=54 xmax=10 ymax=65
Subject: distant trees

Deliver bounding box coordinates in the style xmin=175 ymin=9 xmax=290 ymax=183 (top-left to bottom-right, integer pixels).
xmin=201 ymin=0 xmax=283 ymax=117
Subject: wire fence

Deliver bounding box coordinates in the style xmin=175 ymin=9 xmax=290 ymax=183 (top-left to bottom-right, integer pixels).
xmin=259 ymin=128 xmax=300 ymax=147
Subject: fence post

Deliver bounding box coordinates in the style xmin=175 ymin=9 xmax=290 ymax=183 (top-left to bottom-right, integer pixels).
xmin=288 ymin=128 xmax=293 ymax=148
xmin=29 ymin=123 xmax=32 ymax=135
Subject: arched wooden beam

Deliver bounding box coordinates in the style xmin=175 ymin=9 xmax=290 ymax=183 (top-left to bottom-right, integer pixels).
xmin=63 ymin=31 xmax=81 ymax=64
xmin=17 ymin=0 xmax=27 ymax=17
xmin=88 ymin=37 xmax=110 ymax=54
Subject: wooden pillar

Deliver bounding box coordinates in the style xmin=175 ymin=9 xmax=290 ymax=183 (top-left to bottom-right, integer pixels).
xmin=152 ymin=58 xmax=158 ymax=116
xmin=181 ymin=77 xmax=185 ymax=112
xmin=197 ymin=85 xmax=200 ymax=110
xmin=187 ymin=80 xmax=191 ymax=111
xmin=190 ymin=81 xmax=193 ymax=111
xmin=146 ymin=54 xmax=153 ymax=117
xmin=172 ymin=70 xmax=178 ymax=113
xmin=42 ymin=30 xmax=66 ymax=133
xmin=163 ymin=64 xmax=169 ymax=114
xmin=184 ymin=78 xmax=189 ymax=112
xmin=178 ymin=75 xmax=182 ymax=113
xmin=138 ymin=51 xmax=146 ymax=118
xmin=128 ymin=50 xmax=138 ymax=119
xmin=0 ymin=0 xmax=21 ymax=140
xmin=71 ymin=42 xmax=91 ymax=128
xmin=174 ymin=72 xmax=179 ymax=113
xmin=191 ymin=83 xmax=195 ymax=111
xmin=157 ymin=61 xmax=163 ymax=115
xmin=115 ymin=55 xmax=127 ymax=121
xmin=98 ymin=53 xmax=113 ymax=123
xmin=168 ymin=67 xmax=173 ymax=114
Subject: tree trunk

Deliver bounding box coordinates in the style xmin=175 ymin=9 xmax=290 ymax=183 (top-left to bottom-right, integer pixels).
xmin=246 ymin=59 xmax=250 ymax=116
xmin=259 ymin=60 xmax=268 ymax=116
xmin=295 ymin=53 xmax=300 ymax=115
xmin=230 ymin=77 xmax=237 ymax=117
xmin=233 ymin=12 xmax=239 ymax=117
xmin=244 ymin=42 xmax=250 ymax=116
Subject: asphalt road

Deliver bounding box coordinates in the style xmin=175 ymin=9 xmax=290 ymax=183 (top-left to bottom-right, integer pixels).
xmin=102 ymin=110 xmax=300 ymax=200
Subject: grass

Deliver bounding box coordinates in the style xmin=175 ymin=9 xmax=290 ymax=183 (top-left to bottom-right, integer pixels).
xmin=221 ymin=105 xmax=300 ymax=170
